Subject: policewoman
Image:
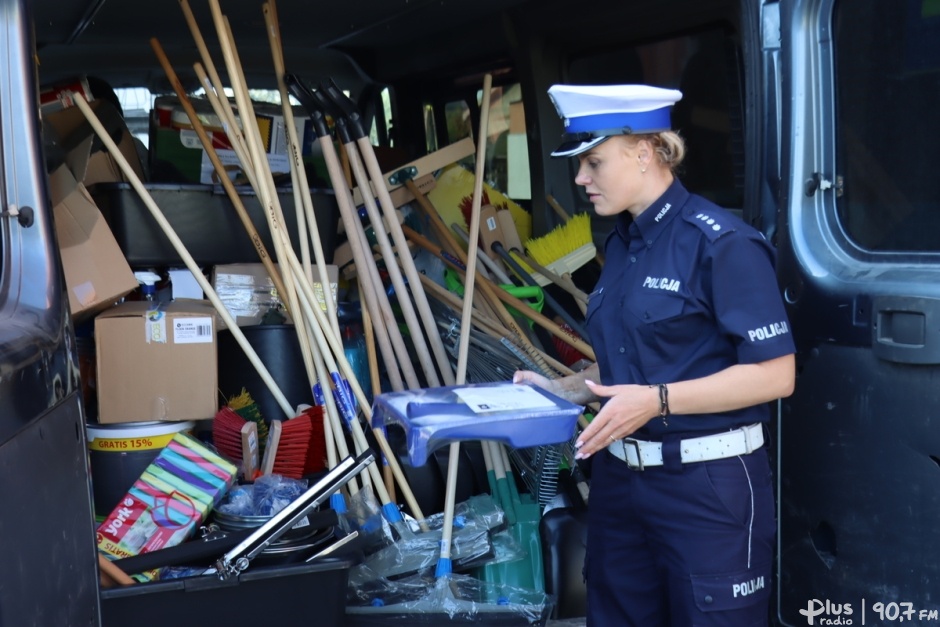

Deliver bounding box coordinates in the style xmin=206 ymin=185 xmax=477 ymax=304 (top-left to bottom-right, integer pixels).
xmin=514 ymin=84 xmax=796 ymax=626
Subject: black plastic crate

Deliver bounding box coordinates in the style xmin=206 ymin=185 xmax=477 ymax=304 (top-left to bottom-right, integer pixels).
xmin=100 ymin=558 xmax=353 ymax=627
xmin=90 ymin=182 xmax=339 ymax=268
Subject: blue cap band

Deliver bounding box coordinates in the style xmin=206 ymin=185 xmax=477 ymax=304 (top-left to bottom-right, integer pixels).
xmin=565 ymin=106 xmax=673 ymax=135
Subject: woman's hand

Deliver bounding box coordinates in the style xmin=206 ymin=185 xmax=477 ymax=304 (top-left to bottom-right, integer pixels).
xmin=574 ymin=380 xmax=659 ymax=459
xmin=513 ymin=363 xmax=601 ymax=406
xmin=512 ymin=369 xmax=555 ymax=392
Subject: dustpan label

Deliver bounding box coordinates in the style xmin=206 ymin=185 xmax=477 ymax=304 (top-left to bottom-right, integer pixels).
xmin=453 ymin=384 xmax=557 ymax=414
xmin=173 ymin=317 xmax=214 ymax=344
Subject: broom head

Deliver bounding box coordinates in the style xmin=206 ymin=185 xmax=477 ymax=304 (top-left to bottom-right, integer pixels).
xmin=524 ymin=213 xmax=596 ymax=285
xmin=263 ymin=415 xmax=313 ymax=480
xmin=212 ymin=406 xmax=247 ymax=465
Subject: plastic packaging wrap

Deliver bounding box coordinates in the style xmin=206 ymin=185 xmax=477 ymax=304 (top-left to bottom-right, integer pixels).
xmin=344 ymin=486 xmax=396 ymax=553
xmin=359 ymin=518 xmax=494 ymax=579
xmin=354 ymin=494 xmax=519 ymax=581
xmin=421 ymin=493 xmax=506 ymax=533
xmin=345 ymin=573 xmax=553 ymax=625
xmin=215 ymin=475 xmax=308 ymax=517
xmin=252 ymin=474 xmax=308 ymax=515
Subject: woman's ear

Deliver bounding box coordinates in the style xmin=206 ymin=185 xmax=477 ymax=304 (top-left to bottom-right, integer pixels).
xmin=634 ymin=138 xmax=653 ymax=163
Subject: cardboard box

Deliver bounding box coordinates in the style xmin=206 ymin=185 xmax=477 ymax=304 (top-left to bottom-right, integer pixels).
xmin=96 ymin=431 xmax=237 ymax=581
xmin=43 ymin=97 xmax=146 ymax=186
xmin=149 ymin=96 xmax=318 ymax=185
xmin=50 ymin=160 xmax=138 ymax=322
xmin=210 ymin=263 xmax=338 ymax=328
xmin=39 ymin=76 xmax=92 ymax=115
xmin=95 ymin=299 xmax=219 ymax=423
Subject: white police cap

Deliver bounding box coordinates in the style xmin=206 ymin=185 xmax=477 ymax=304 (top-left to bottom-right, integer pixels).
xmin=548 ymin=84 xmax=683 ymax=157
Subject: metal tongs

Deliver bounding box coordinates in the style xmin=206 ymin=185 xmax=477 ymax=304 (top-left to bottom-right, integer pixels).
xmin=206 ymin=450 xmax=375 ymax=580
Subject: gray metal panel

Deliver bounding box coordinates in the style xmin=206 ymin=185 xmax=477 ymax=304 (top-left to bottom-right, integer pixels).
xmin=775 ymin=0 xmax=940 ymax=622
xmin=0 ymin=393 xmax=100 ymax=627
xmin=777 ymin=344 xmax=940 ymax=624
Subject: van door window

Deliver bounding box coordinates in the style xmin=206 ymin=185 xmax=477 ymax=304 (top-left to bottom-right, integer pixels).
xmin=834 ymin=0 xmax=940 ymax=252
xmin=438 ymin=84 xmax=531 ymax=203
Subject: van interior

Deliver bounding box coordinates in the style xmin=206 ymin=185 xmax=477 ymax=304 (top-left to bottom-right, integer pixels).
xmin=8 ymin=0 xmax=759 ymax=624
xmin=11 ymin=0 xmax=939 ymax=625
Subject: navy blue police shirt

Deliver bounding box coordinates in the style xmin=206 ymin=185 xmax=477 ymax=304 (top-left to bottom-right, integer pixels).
xmin=585 ymin=179 xmax=795 ymax=438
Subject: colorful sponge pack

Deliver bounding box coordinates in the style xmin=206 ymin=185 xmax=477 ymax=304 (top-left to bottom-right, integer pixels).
xmin=96 ymin=431 xmax=238 ymax=580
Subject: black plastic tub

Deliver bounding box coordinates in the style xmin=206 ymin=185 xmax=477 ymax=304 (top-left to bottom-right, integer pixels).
xmin=217 ymin=324 xmax=312 ymax=423
xmin=90 ymin=182 xmax=339 ymax=268
xmin=100 ymin=558 xmax=353 ymax=627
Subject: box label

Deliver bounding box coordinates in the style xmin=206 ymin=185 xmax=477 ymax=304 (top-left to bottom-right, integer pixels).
xmin=173 ymin=316 xmax=214 ymax=344
xmin=145 ymin=309 xmax=167 ymax=344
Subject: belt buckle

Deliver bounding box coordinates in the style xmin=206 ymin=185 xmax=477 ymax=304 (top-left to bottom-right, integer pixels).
xmin=741 ymin=425 xmax=757 ymax=454
xmin=621 ymin=438 xmax=644 ymax=471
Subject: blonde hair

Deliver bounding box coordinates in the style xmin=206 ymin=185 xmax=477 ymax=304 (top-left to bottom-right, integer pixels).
xmin=633 ymin=131 xmax=686 ymax=172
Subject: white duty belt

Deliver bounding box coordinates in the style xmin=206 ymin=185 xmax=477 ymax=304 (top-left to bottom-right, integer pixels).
xmin=606 ymin=423 xmax=764 ymax=470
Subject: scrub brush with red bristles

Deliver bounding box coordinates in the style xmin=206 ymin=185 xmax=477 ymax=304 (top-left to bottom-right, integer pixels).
xmin=260 ymin=414 xmax=314 ymax=480
xmin=551 ymin=320 xmax=592 ymax=368
xmin=212 ymin=406 xmax=247 ymax=463
xmin=211 ymin=406 xmax=259 ymax=480
xmin=297 ymin=404 xmax=327 ymax=477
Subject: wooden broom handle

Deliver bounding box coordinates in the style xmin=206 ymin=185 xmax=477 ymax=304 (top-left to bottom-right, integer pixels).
xmin=150 ymin=38 xmax=291 ymax=311
xmin=402 ymin=224 xmax=596 ymax=361
xmin=72 ymin=93 xmax=296 ymax=418
xmin=98 ymin=554 xmax=135 ymax=587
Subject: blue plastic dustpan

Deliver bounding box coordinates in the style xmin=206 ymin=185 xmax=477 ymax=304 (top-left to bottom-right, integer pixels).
xmin=370 ymin=382 xmax=583 ymax=467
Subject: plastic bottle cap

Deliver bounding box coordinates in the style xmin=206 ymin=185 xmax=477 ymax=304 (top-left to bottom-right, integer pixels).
xmin=134 ymin=271 xmax=161 ymax=286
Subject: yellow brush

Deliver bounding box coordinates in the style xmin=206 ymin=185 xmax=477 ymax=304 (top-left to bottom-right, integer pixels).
xmin=523 ymin=212 xmax=596 ymax=286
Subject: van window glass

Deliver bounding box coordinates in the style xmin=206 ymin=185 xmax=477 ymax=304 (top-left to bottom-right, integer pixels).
xmin=834 ymin=0 xmax=940 ymax=252
xmin=568 ymin=26 xmax=744 ymax=209
xmin=477 ymin=83 xmax=528 ymax=201
xmin=445 ymin=99 xmax=472 ymax=144
xmin=115 ymin=87 xmax=154 ymax=148
xmin=369 ymin=87 xmax=394 ymax=147
xmin=445 ymin=99 xmax=475 ymax=172
xmin=423 ymin=104 xmax=439 ymax=154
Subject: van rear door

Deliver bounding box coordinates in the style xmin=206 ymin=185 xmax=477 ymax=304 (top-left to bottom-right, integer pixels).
xmin=0 ymin=0 xmax=100 ymax=624
xmin=775 ymin=0 xmax=940 ymax=622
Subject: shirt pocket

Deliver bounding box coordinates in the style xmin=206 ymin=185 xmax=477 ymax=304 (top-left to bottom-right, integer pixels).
xmin=626 ymin=292 xmax=686 ymax=329
xmin=624 ymin=293 xmax=691 ymax=371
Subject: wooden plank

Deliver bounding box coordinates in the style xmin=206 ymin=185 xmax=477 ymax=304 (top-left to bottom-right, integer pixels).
xmin=351 ymin=137 xmax=474 ymax=205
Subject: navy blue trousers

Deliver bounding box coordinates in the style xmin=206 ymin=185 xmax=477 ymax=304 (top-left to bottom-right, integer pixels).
xmin=585 ymin=443 xmax=775 ymax=626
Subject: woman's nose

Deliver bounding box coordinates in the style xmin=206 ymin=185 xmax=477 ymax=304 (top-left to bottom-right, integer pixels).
xmin=574 ymin=168 xmax=590 ymax=185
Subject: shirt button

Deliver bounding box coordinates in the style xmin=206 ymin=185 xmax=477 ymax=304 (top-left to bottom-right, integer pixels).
xmin=704 ymin=595 xmax=714 ymax=604
xmin=646 ymin=240 xmax=653 ymax=246
xmin=630 ymin=256 xmax=636 ymax=263
xmin=619 ymin=347 xmax=625 ymax=353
